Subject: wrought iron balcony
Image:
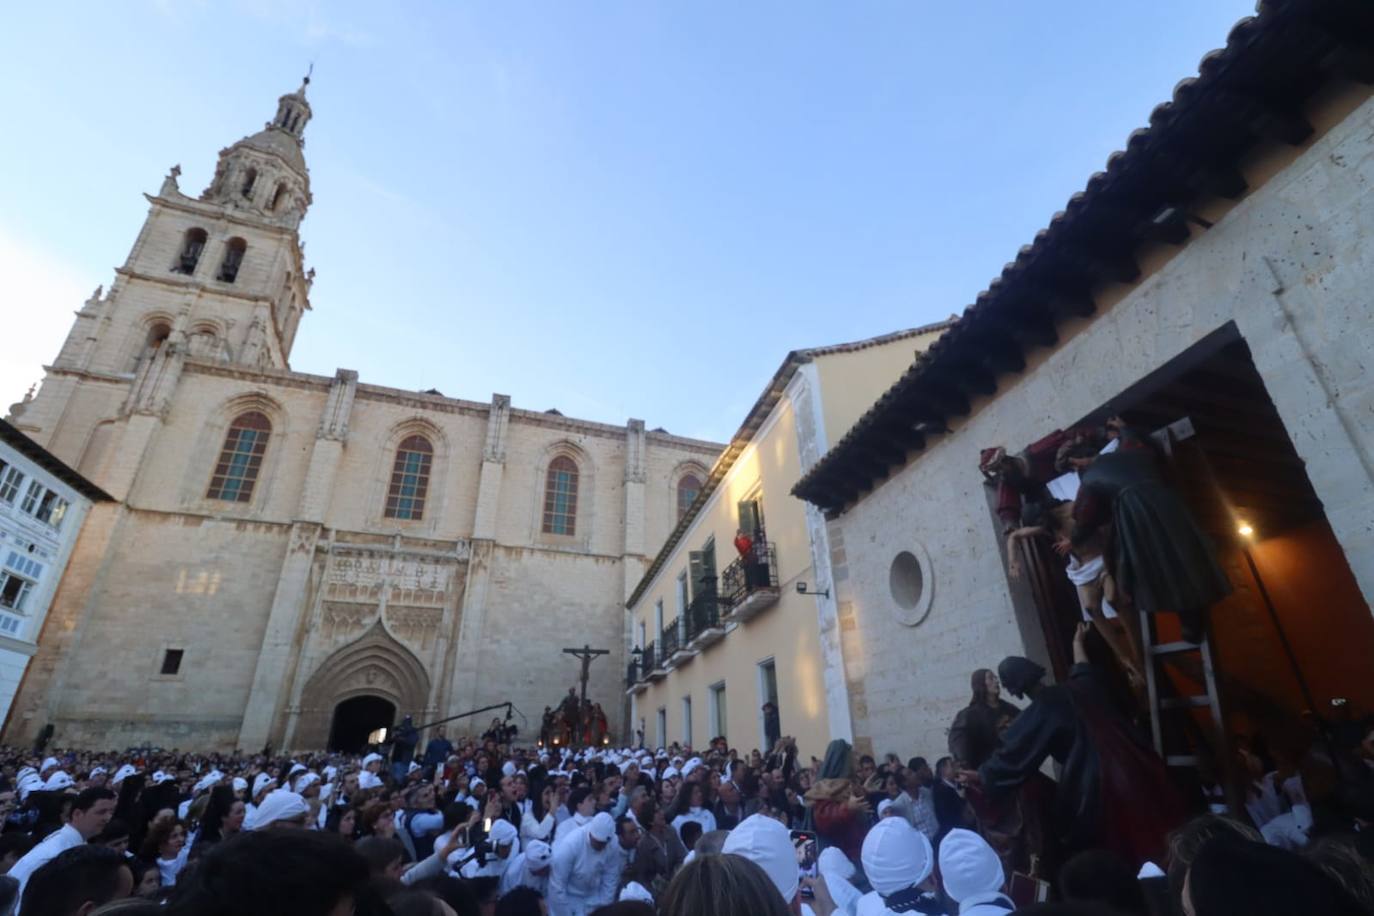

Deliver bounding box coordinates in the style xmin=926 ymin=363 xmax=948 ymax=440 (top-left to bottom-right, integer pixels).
xmin=645 ymin=640 xmax=667 ymax=681
xmin=636 ymin=643 xmax=656 ymax=686
xmin=661 ymin=617 xmax=695 ymax=669
xmin=625 ymin=662 xmax=642 ymax=695
xmin=686 ymin=588 xmax=728 ymax=651
xmin=721 ymin=540 xmax=780 ymax=622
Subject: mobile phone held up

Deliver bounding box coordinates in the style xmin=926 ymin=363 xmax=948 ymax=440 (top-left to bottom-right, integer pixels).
xmin=791 ymin=830 xmax=818 ymax=897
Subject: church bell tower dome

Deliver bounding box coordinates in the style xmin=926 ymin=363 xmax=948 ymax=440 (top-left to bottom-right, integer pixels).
xmin=201 ymin=74 xmax=314 ymax=227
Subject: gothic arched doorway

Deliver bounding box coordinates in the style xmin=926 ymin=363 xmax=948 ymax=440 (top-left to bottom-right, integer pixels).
xmin=292 ymin=621 xmax=432 ymax=750
xmin=329 ymin=695 xmax=396 ymax=752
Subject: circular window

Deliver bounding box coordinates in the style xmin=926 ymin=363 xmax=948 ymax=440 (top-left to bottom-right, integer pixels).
xmin=888 ymin=544 xmax=934 ymax=627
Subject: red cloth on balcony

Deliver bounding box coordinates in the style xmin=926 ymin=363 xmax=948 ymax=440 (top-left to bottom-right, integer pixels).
xmin=733 ymin=534 xmax=753 ymax=557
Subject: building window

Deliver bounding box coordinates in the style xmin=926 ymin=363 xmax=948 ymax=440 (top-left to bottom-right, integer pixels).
xmin=160 ymin=649 xmax=184 ymax=675
xmin=384 ymin=435 xmax=433 ymax=520
xmin=676 ymin=571 xmax=689 ymax=616
xmin=682 ymin=695 xmax=693 ymax=748
xmin=654 ymin=600 xmax=664 ymax=643
xmin=241 ymin=168 xmax=258 ymax=198
xmin=0 ymin=462 xmax=24 ymax=504
xmin=677 ymin=473 xmax=702 ymax=520
xmin=218 ymin=237 xmax=247 ymax=283
xmin=541 ymin=455 xmax=579 ymax=535
xmin=656 ymin=707 xmax=667 ymax=749
xmin=0 ymin=571 xmax=34 ymax=613
xmin=34 ymin=490 xmax=68 ymax=529
xmin=173 ymin=228 xmax=207 ymax=274
xmin=709 ymin=681 xmax=727 ymax=740
xmin=268 ymin=182 xmax=287 ymax=211
xmin=206 ymin=411 xmax=272 ymax=502
xmin=17 ymin=479 xmax=71 ymax=529
xmin=758 ymin=658 xmax=779 ymax=750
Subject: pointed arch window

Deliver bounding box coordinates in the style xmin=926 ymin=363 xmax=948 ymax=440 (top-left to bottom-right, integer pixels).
xmin=218 ymin=237 xmax=247 ymax=283
xmin=384 ymin=435 xmax=433 ymax=520
xmin=542 ymin=456 xmax=579 ymax=536
xmin=206 ymin=411 xmax=272 ymax=502
xmin=241 ymin=167 xmax=258 ymax=198
xmin=677 ymin=473 xmax=703 ymax=521
xmin=173 ymin=228 xmax=207 ymax=274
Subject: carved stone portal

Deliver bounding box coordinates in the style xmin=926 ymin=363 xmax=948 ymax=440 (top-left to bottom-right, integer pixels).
xmin=292 ymin=621 xmax=431 ymax=750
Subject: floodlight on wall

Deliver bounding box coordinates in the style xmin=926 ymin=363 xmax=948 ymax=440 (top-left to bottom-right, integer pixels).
xmin=1237 ymin=522 xmax=1255 ymax=538
xmin=795 ymin=581 xmax=830 ymax=599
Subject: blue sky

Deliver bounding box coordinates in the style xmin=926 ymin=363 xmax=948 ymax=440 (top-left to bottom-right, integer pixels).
xmin=1 ymin=1 xmax=1254 ymax=442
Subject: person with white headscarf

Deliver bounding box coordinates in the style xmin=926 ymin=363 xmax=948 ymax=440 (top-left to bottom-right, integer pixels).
xmin=721 ymin=813 xmax=804 ymax=913
xmin=938 ymin=828 xmax=1014 ymax=915
xmin=246 ymin=789 xmax=310 ymax=830
xmin=857 ymin=816 xmax=940 ymax=915
xmin=499 ymin=837 xmax=554 ymax=896
xmin=243 ymin=773 xmax=276 ymax=829
xmin=819 ymin=846 xmax=865 ymax=916
xmin=456 ymin=817 xmax=519 ymax=879
xmin=547 ymin=812 xmax=621 ymax=916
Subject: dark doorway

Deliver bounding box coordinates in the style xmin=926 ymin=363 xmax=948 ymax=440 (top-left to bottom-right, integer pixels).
xmin=329 ymin=696 xmax=396 ymax=752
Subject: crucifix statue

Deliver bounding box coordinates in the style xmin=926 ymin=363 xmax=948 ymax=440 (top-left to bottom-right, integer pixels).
xmin=562 ymin=643 xmax=610 ymax=709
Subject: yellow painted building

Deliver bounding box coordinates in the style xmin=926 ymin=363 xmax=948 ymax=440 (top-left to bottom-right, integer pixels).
xmin=624 ymin=323 xmax=949 ymax=759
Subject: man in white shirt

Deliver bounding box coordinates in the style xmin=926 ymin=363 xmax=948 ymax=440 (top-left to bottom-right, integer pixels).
xmin=547 ymin=812 xmax=620 ymax=916
xmin=7 ymin=786 xmax=117 ymax=898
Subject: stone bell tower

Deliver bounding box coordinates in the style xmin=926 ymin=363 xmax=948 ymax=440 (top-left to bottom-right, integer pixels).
xmin=9 ymin=76 xmax=319 ymax=492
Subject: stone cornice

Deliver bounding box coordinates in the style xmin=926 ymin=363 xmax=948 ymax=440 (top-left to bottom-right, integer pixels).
xmin=145 ymin=191 xmax=298 ymax=237
xmin=182 ymin=359 xmax=333 ymax=393
xmin=111 ymin=505 xmax=632 ymax=562
xmin=42 ymin=366 xmax=134 ymax=385
xmin=114 ymin=266 xmax=276 ymax=305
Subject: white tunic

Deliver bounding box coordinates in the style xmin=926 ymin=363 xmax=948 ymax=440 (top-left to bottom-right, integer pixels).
xmin=546 ymin=826 xmax=620 ymax=916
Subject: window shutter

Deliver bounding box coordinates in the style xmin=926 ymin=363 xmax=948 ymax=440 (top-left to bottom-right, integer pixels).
xmin=688 ymin=551 xmax=705 ymax=599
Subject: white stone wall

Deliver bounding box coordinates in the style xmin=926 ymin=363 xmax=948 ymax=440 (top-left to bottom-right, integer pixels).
xmin=834 ymin=91 xmax=1374 ymax=761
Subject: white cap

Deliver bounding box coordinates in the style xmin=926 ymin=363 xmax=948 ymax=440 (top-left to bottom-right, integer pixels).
xmin=680 ymin=758 xmax=702 ymax=778
xmin=876 ymin=798 xmax=895 ymax=818
xmin=89 ymin=766 xmax=107 ymax=778
xmin=502 ymin=761 xmax=517 ymax=777
xmin=362 ymin=753 xmax=383 ymax=767
xmin=18 ymin=773 xmax=44 ymax=800
xmin=44 ymin=771 xmax=75 ymax=791
xmin=112 ymin=764 xmax=137 ymax=785
xmin=525 ymin=840 xmax=553 ymax=867
xmin=937 ymin=828 xmax=1003 ymax=903
xmin=722 ymin=813 xmax=799 ymax=904
xmin=232 ymin=777 xmax=249 ymax=793
xmin=862 ymin=817 xmax=933 ymax=896
xmin=249 ymin=789 xmax=309 ymax=830
xmin=253 ymin=773 xmax=277 ymax=796
xmin=620 ymin=882 xmax=655 ymax=904
xmin=489 ymin=818 xmax=518 ymax=848
xmin=151 ymin=771 xmax=175 ymax=786
xmin=40 ymin=757 xmax=59 ymax=773
xmin=408 ymin=762 xmax=421 ymax=773
xmin=588 ymin=811 xmax=616 ymax=842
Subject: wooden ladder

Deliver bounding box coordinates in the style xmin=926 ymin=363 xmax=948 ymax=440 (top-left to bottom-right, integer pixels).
xmin=1139 ymin=612 xmax=1226 ymax=767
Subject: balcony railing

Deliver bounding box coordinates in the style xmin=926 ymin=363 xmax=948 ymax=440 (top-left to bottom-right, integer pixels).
xmin=636 ymin=642 xmax=656 ymax=684
xmin=686 ymin=588 xmax=728 ymax=650
xmin=721 ymin=540 xmax=780 ymax=622
xmin=625 ymin=662 xmax=641 ymax=694
xmin=659 ymin=619 xmax=682 ymax=662
xmin=645 ymin=639 xmax=667 ymax=680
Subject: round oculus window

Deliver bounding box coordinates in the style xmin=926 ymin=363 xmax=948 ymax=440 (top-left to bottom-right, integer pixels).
xmin=888 ymin=544 xmax=934 ymax=627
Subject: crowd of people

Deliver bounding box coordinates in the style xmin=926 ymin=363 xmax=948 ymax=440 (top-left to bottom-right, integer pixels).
xmin=0 ymin=669 xmax=1370 ymax=916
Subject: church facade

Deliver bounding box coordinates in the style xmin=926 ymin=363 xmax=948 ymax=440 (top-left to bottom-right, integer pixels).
xmin=2 ymin=81 xmax=721 ymax=751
